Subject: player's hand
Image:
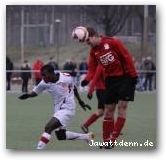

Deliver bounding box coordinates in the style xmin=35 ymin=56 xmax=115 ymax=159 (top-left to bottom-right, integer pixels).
xmin=18 ymin=93 xmax=29 ymax=100
xmin=78 ymin=100 xmax=92 ymax=111
xmin=81 ymin=79 xmax=89 ymax=87
xmin=87 ymin=93 xmax=93 ymax=100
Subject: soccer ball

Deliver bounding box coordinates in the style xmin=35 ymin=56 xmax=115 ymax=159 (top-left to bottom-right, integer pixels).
xmin=72 ymin=26 xmax=89 ymax=42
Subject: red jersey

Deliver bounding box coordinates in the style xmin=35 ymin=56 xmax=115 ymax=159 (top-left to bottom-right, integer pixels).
xmin=87 ymin=37 xmax=137 ymax=78
xmin=88 ymin=64 xmax=105 ymax=95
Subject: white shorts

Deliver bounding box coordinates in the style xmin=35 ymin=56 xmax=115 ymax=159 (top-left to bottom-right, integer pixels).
xmin=53 ymin=103 xmax=75 ymax=127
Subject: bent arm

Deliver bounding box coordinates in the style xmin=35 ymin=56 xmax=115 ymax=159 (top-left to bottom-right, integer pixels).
xmin=113 ymin=38 xmax=137 ymax=77
xmin=73 ymin=85 xmax=92 ymax=111
xmin=73 ymin=85 xmax=82 ymax=102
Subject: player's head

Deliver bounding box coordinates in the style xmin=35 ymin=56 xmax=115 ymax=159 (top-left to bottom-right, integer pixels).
xmin=86 ymin=27 xmax=101 ymax=47
xmin=41 ymin=64 xmax=55 ymax=83
xmin=86 ymin=27 xmax=98 ymax=37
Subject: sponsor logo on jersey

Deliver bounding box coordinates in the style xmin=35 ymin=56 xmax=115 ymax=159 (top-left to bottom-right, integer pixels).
xmin=99 ymin=52 xmax=115 ymax=65
xmin=104 ymin=44 xmax=109 ymax=50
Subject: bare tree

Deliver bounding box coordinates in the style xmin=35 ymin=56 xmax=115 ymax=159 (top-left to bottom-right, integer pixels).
xmin=132 ymin=5 xmax=156 ymax=59
xmin=79 ymin=5 xmax=132 ymax=36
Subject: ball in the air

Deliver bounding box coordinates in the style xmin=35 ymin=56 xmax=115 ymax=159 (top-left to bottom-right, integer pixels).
xmin=72 ymin=26 xmax=89 ymax=42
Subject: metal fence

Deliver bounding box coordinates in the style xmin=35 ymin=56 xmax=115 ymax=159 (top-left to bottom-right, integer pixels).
xmin=6 ymin=70 xmax=156 ymax=93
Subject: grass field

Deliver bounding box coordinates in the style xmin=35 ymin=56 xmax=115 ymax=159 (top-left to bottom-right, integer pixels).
xmin=6 ymin=91 xmax=156 ymax=150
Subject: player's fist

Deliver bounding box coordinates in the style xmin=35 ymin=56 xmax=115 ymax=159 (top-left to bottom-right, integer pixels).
xmin=18 ymin=93 xmax=29 ymax=100
xmin=81 ymin=79 xmax=89 ymax=87
xmin=87 ymin=93 xmax=93 ymax=100
xmin=78 ymin=100 xmax=92 ymax=111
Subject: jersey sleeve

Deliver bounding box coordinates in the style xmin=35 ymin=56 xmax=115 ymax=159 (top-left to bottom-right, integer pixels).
xmin=61 ymin=72 xmax=74 ymax=91
xmin=32 ymin=80 xmax=45 ymax=95
xmin=85 ymin=50 xmax=98 ymax=82
xmin=112 ymin=38 xmax=137 ymax=77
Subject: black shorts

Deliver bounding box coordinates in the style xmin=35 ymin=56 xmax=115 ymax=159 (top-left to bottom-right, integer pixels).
xmin=96 ymin=89 xmax=106 ymax=109
xmin=105 ymin=75 xmax=136 ymax=104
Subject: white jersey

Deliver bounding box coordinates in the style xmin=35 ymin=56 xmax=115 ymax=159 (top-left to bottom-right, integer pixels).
xmin=33 ymin=72 xmax=76 ymax=111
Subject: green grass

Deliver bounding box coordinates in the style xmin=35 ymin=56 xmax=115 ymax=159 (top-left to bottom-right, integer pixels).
xmin=6 ymin=91 xmax=156 ymax=150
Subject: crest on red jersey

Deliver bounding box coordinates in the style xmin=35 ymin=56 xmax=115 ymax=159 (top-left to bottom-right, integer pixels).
xmin=104 ymin=44 xmax=109 ymax=50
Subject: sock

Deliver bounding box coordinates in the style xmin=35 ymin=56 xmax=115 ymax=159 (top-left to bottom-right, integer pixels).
xmin=37 ymin=132 xmax=51 ymax=149
xmin=84 ymin=113 xmax=100 ymax=127
xmin=66 ymin=131 xmax=89 ymax=141
xmin=102 ymin=117 xmax=114 ymax=142
xmin=110 ymin=117 xmax=126 ymax=143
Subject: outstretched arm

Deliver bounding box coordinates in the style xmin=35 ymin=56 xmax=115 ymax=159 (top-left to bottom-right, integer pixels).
xmin=18 ymin=91 xmax=38 ymax=100
xmin=73 ymin=85 xmax=82 ymax=102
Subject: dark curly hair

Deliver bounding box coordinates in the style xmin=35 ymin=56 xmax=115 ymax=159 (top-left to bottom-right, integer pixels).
xmin=41 ymin=64 xmax=54 ymax=76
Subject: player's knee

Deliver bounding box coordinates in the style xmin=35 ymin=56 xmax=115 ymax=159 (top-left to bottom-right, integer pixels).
xmin=96 ymin=109 xmax=104 ymax=117
xmin=118 ymin=101 xmax=127 ymax=117
xmin=55 ymin=129 xmax=66 ymax=140
xmin=118 ymin=107 xmax=127 ymax=118
xmin=98 ymin=112 xmax=104 ymax=117
xmin=104 ymin=108 xmax=115 ymax=117
xmin=118 ymin=101 xmax=128 ymax=109
xmin=44 ymin=123 xmax=54 ymax=133
xmin=118 ymin=110 xmax=126 ymax=118
xmin=45 ymin=117 xmax=62 ymax=134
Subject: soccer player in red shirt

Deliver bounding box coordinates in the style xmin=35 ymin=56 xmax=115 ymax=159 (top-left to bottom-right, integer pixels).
xmin=75 ymin=27 xmax=138 ymax=149
xmin=81 ymin=64 xmax=116 ymax=145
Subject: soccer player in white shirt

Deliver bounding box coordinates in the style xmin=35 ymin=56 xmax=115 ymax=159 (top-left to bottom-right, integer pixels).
xmin=18 ymin=64 xmax=94 ymax=149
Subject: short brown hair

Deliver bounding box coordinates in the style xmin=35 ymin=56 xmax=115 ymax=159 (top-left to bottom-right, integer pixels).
xmin=86 ymin=27 xmax=99 ymax=37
